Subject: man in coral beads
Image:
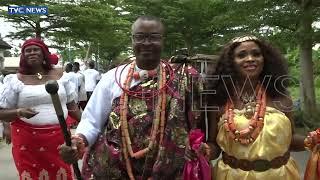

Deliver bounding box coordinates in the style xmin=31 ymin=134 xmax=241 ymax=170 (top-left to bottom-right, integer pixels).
xmin=59 ymin=16 xmax=203 ymax=179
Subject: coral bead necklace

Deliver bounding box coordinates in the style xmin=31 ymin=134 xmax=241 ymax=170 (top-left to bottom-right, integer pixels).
xmin=224 ymin=84 xmax=266 ymax=145
xmin=119 ymin=61 xmax=167 ymax=180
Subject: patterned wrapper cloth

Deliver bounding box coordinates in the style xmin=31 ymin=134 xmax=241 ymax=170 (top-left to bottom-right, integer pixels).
xmin=66 ymin=114 xmax=78 ymax=129
xmin=11 ymin=118 xmax=73 ymax=180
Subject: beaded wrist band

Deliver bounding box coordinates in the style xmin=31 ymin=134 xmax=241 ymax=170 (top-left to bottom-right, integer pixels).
xmin=71 ymin=135 xmax=87 ymax=159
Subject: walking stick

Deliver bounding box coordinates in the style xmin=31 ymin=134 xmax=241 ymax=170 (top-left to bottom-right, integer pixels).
xmin=45 ymin=80 xmax=83 ymax=180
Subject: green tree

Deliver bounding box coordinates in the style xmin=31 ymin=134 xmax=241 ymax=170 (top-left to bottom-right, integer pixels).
xmin=0 ymin=0 xmax=132 ymax=69
xmin=212 ymin=0 xmax=320 ymax=114
xmin=293 ymin=0 xmax=319 ymax=114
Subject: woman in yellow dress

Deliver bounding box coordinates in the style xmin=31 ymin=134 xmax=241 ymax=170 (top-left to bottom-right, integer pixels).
xmin=206 ymin=35 xmax=308 ymax=180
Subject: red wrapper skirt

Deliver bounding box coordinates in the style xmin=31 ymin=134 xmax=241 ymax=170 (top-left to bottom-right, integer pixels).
xmin=11 ymin=119 xmax=73 ymax=180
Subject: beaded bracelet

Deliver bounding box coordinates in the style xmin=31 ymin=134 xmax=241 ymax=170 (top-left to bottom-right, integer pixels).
xmin=71 ymin=135 xmax=87 ymax=159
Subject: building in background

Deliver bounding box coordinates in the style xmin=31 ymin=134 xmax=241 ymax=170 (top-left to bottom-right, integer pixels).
xmin=0 ymin=37 xmax=12 ymax=70
xmin=3 ymin=57 xmax=19 ymax=73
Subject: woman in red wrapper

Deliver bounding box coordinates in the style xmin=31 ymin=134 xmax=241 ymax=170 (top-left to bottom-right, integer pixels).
xmin=0 ymin=38 xmax=81 ymax=180
xmin=205 ymin=35 xmax=318 ymax=180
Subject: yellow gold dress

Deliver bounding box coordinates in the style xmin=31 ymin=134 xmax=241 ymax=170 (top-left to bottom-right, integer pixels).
xmin=213 ymin=106 xmax=300 ymax=180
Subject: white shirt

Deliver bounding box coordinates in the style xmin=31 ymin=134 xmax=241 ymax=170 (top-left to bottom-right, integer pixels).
xmin=76 ymin=64 xmax=142 ymax=146
xmin=83 ymin=69 xmax=101 ymax=92
xmin=75 ymin=72 xmax=87 ymax=101
xmin=0 ymin=84 xmax=3 ymax=138
xmin=0 ymin=74 xmax=76 ymax=126
xmin=0 ymin=75 xmax=4 ymax=84
xmin=62 ymin=71 xmax=79 ymax=102
xmin=0 ymin=122 xmax=3 ymax=138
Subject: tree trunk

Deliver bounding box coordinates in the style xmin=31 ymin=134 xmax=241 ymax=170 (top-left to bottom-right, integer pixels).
xmin=35 ymin=21 xmax=42 ymax=39
xmin=184 ymin=35 xmax=193 ymax=56
xmin=298 ymin=1 xmax=316 ymax=114
xmin=85 ymin=43 xmax=91 ymax=61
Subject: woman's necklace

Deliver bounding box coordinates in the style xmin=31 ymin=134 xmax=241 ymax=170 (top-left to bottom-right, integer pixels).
xmin=120 ymin=61 xmax=167 ymax=180
xmin=224 ymin=84 xmax=267 ymax=145
xmin=36 ymin=72 xmax=43 ymax=80
xmin=239 ymin=92 xmax=256 ymax=118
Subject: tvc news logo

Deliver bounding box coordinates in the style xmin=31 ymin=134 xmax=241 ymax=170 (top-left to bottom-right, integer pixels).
xmin=8 ymin=6 xmax=48 ymax=15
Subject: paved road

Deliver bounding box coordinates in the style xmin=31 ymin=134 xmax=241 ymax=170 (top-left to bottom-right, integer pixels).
xmin=0 ymin=141 xmax=310 ymax=180
xmin=0 ymin=142 xmax=18 ymax=179
xmin=0 ymin=142 xmax=83 ymax=180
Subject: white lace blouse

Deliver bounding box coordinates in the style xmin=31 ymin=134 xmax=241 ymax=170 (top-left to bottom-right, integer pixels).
xmin=0 ymin=74 xmax=76 ymax=126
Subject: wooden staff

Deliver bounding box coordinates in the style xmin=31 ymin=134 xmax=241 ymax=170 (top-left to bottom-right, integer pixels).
xmin=45 ymin=80 xmax=82 ymax=180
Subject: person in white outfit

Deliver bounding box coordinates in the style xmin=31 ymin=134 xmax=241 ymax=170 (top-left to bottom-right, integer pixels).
xmin=83 ymin=61 xmax=100 ymax=100
xmin=62 ymin=62 xmax=82 ymax=128
xmin=62 ymin=63 xmax=79 ymax=103
xmin=0 ymin=72 xmax=10 ymax=144
xmin=0 ymin=82 xmax=3 ymax=142
xmin=73 ymin=62 xmax=87 ymax=110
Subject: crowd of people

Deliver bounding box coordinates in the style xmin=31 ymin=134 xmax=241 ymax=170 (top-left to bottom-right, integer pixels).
xmin=0 ymin=15 xmax=319 ymax=180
